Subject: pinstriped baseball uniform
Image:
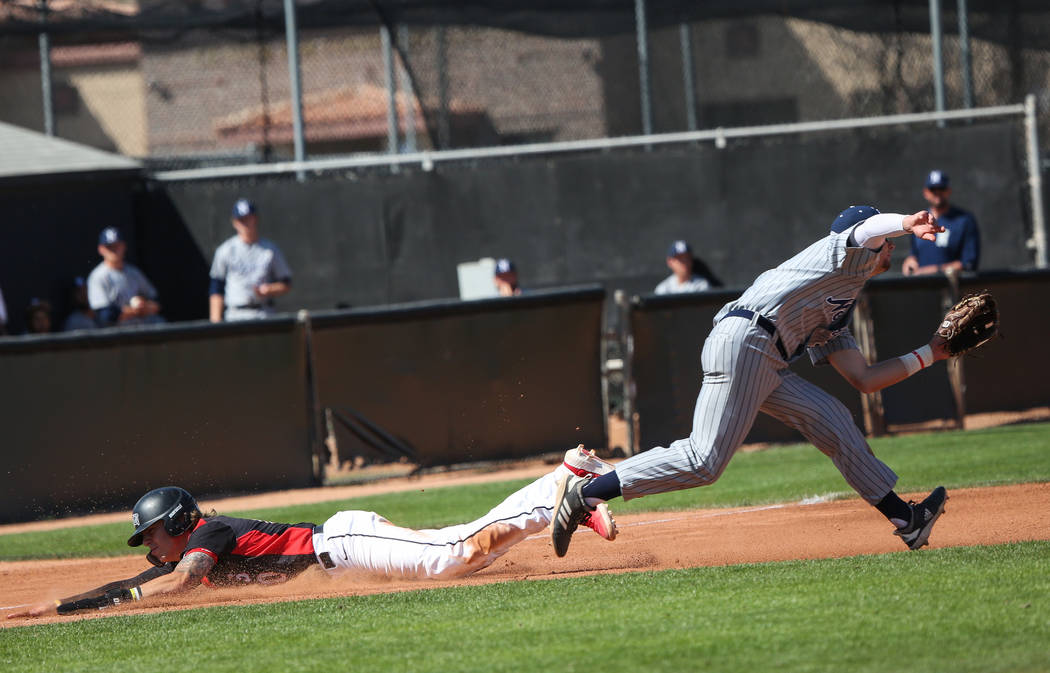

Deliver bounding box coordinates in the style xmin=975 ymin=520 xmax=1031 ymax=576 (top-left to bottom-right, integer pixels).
xmin=616 ymin=224 xmax=899 ymax=504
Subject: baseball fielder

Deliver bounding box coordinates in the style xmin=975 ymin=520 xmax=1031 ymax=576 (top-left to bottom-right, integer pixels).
xmin=552 ymin=206 xmax=951 ymax=557
xmin=209 ymin=199 xmax=292 ymax=322
xmin=9 ymin=448 xmax=616 ymax=618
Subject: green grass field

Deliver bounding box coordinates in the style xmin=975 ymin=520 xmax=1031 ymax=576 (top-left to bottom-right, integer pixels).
xmin=2 ymin=543 xmax=1048 ymax=672
xmin=2 ymin=422 xmax=1049 ymax=672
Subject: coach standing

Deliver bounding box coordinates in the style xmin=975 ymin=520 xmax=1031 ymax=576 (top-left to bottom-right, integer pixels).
xmin=209 ymin=198 xmax=293 ymax=322
xmin=902 ymin=170 xmax=980 ymax=275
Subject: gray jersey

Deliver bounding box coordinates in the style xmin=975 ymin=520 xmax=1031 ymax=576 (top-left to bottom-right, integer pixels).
xmin=614 ymin=223 xmax=898 ymax=507
xmin=715 ymin=228 xmax=877 ymax=365
xmin=654 ymin=274 xmax=711 ymax=295
xmin=210 ymin=236 xmax=292 ymax=317
xmin=87 ymin=262 xmax=158 ymax=310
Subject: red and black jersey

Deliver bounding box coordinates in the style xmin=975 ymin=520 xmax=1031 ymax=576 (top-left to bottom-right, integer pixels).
xmin=183 ymin=516 xmax=318 ymax=587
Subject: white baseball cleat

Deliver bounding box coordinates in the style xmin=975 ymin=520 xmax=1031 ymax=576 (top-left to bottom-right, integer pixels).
xmin=561 ymin=444 xmax=615 ymax=478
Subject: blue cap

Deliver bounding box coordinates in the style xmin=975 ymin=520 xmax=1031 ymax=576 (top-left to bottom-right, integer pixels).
xmin=494 ymin=258 xmax=516 ymax=275
xmin=924 ymin=170 xmax=949 ymax=190
xmin=98 ymin=227 xmax=123 ymax=245
xmin=667 ymin=240 xmax=692 ymax=257
xmin=831 ymin=205 xmax=880 ymax=233
xmin=232 ymin=198 xmax=257 ymax=218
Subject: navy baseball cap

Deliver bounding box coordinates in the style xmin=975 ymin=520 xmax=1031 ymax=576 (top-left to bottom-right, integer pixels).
xmin=831 ymin=205 xmax=880 ymax=233
xmin=667 ymin=240 xmax=692 ymax=257
xmin=232 ymin=198 xmax=257 ymax=218
xmin=98 ymin=227 xmax=124 ymax=245
xmin=494 ymin=258 xmax=516 ymax=275
xmin=924 ymin=170 xmax=950 ymax=190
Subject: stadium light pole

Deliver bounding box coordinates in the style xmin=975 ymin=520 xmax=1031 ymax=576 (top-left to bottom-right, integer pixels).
xmin=283 ymin=0 xmax=306 ymax=181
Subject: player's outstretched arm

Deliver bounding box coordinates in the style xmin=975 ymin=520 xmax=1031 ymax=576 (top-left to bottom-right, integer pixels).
xmin=6 ymin=552 xmax=214 ymax=619
xmin=829 ymin=337 xmax=949 ymax=394
xmin=5 ymin=561 xmax=178 ymax=619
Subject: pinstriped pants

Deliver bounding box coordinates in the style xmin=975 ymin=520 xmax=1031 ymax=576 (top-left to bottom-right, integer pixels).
xmin=617 ymin=315 xmax=898 ymax=504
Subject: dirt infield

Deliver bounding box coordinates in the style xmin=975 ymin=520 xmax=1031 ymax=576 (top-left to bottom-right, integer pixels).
xmin=4 ymin=482 xmax=1049 ymax=628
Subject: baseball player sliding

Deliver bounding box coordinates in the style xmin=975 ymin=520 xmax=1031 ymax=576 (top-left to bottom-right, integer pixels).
xmin=9 ymin=447 xmax=616 ymax=619
xmin=552 ymin=206 xmax=955 ymax=558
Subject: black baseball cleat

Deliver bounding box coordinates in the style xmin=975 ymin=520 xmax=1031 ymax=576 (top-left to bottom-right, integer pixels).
xmin=893 ymin=486 xmax=948 ymax=550
xmin=550 ymin=474 xmax=594 ymax=557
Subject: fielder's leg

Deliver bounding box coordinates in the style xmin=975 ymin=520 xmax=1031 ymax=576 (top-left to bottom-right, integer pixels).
xmin=615 ymin=317 xmax=785 ymax=499
xmin=758 ymin=370 xmax=948 ymax=549
xmin=552 ymin=318 xmax=784 ymax=557
xmin=758 ymin=370 xmax=898 ymax=503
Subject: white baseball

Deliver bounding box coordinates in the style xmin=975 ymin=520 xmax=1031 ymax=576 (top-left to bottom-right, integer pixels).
xmin=130 ymin=296 xmax=144 ymax=309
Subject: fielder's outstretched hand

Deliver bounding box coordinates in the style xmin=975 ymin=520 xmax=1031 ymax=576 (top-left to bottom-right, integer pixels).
xmin=903 ymin=210 xmax=943 ymax=241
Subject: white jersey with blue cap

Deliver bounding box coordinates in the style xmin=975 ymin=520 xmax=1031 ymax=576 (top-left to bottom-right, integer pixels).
xmin=87 ymin=262 xmax=159 ymax=326
xmin=209 ymin=236 xmax=292 ymax=319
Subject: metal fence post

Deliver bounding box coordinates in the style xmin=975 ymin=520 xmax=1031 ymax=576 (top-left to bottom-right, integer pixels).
xmin=930 ymin=0 xmax=946 ymax=126
xmin=436 ymin=26 xmax=451 ymax=150
xmin=398 ymin=25 xmax=418 ymax=153
xmin=679 ymin=22 xmax=698 ymax=132
xmin=615 ymin=290 xmax=638 ymax=456
xmin=634 ymin=0 xmax=653 ymax=137
xmin=1025 ymin=93 xmax=1048 ymax=268
xmin=958 ymin=0 xmax=974 ymax=109
xmin=381 ymin=24 xmax=399 ymax=154
xmin=38 ymin=0 xmax=54 ymax=136
xmin=283 ymin=0 xmax=306 ymax=181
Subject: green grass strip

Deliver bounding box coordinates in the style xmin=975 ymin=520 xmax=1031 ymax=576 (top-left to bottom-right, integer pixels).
xmin=2 ymin=541 xmax=1048 ymax=673
xmin=2 ymin=421 xmax=1048 ymax=562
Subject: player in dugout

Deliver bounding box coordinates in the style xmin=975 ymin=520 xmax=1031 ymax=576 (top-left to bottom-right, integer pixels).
xmin=9 ymin=447 xmax=617 ymax=619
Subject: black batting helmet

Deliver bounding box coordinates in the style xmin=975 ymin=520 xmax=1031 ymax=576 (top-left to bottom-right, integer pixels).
xmin=127 ymin=486 xmax=201 ymax=547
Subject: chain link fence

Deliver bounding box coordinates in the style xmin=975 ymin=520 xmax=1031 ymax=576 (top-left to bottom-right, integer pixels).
xmin=3 ymin=2 xmax=1050 ymax=168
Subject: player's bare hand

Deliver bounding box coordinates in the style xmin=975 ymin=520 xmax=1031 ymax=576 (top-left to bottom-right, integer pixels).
xmin=255 ymin=283 xmax=273 ymax=297
xmin=903 ymin=210 xmax=943 ymax=241
xmin=6 ymin=600 xmax=57 ymax=619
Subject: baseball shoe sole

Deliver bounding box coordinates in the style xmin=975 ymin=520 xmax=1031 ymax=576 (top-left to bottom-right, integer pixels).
xmin=894 ymin=486 xmax=948 ymax=550
xmin=551 ymin=474 xmax=593 ymax=557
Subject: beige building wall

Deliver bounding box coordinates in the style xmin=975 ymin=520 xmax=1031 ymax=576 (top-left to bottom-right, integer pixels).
xmin=65 ymin=66 xmax=147 ymax=156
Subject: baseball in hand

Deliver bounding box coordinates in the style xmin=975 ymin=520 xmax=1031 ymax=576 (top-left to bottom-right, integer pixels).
xmin=130 ymin=296 xmax=144 ymax=309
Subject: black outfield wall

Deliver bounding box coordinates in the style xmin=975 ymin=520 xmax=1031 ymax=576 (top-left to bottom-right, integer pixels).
xmin=0 ymin=319 xmax=312 ymax=522
xmin=310 ymin=286 xmax=607 ymax=466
